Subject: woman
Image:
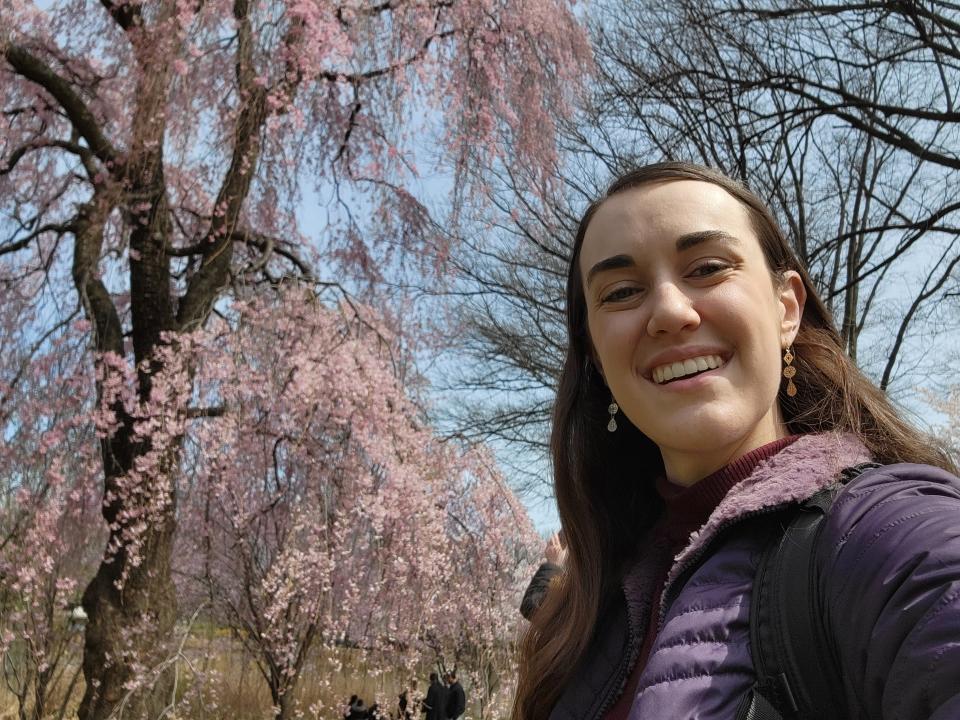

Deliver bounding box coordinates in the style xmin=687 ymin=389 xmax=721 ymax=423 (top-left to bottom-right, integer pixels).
xmin=513 ymin=162 xmax=960 ymax=720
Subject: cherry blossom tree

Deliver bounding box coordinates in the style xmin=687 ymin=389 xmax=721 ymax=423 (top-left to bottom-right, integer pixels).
xmin=0 ymin=291 xmax=103 ymax=720
xmin=169 ymin=289 xmax=539 ymax=720
xmin=1 ymin=0 xmax=589 ymax=715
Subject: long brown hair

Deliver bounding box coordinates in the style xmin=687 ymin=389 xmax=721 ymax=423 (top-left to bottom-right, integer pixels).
xmin=512 ymin=161 xmax=955 ymax=719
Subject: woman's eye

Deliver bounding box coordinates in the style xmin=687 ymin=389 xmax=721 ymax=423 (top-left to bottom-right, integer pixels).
xmin=601 ymin=286 xmax=640 ymax=303
xmin=689 ymin=261 xmax=729 ymax=278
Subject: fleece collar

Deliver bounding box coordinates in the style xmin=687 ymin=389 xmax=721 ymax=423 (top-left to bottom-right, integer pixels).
xmin=664 ymin=432 xmax=872 ymax=590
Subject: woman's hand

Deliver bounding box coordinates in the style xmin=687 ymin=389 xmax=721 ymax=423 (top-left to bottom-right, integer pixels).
xmin=545 ymin=531 xmax=567 ymax=566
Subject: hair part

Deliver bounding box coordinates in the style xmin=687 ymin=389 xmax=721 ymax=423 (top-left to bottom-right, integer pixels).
xmin=511 ymin=161 xmax=954 ymax=720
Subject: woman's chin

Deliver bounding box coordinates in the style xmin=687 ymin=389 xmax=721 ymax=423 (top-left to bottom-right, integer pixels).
xmin=644 ymin=411 xmax=781 ymax=460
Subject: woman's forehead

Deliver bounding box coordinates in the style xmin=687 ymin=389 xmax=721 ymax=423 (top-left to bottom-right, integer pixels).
xmin=579 ymin=180 xmax=756 ymax=268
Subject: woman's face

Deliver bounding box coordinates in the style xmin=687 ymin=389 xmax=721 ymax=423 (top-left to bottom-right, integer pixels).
xmin=579 ymin=180 xmax=805 ymax=484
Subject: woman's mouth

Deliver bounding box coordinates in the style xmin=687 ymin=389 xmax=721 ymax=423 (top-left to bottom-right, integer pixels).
xmin=652 ymin=354 xmax=725 ymax=385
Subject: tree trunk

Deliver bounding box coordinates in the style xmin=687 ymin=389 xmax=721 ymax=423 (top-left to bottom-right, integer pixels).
xmin=70 ymin=196 xmax=180 ymax=720
xmin=270 ymin=678 xmax=296 ymax=720
xmin=78 ymin=511 xmax=178 ymax=720
xmin=32 ymin=664 xmax=51 ymax=720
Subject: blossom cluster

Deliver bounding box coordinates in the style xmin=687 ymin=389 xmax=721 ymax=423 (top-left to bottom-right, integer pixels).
xmin=169 ymin=289 xmax=541 ymax=710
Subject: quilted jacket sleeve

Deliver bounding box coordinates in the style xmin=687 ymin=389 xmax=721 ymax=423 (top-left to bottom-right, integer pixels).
xmin=519 ymin=562 xmax=561 ymax=620
xmin=818 ymin=463 xmax=960 ymax=720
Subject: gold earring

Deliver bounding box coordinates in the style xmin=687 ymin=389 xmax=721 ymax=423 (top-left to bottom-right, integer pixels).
xmin=783 ymin=346 xmax=797 ymax=397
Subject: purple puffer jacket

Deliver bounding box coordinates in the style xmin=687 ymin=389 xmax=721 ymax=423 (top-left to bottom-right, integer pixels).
xmin=548 ymin=433 xmax=960 ymax=720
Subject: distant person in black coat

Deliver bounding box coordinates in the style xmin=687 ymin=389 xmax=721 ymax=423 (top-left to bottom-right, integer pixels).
xmin=346 ymin=698 xmax=368 ymax=720
xmin=421 ymin=672 xmax=447 ymax=720
xmin=398 ymin=689 xmax=413 ymax=720
xmin=445 ymin=672 xmax=466 ymax=720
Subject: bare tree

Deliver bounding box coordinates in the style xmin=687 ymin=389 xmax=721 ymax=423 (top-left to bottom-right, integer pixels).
xmin=447 ymin=0 xmax=960 ymax=491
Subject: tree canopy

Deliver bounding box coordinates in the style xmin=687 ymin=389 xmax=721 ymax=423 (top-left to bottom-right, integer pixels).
xmin=1 ymin=0 xmax=591 ymax=716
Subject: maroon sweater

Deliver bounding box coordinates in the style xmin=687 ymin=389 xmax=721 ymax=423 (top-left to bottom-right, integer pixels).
xmin=603 ymin=436 xmax=799 ymax=720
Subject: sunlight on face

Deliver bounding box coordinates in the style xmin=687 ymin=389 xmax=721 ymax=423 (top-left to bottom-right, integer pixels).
xmin=579 ymin=180 xmax=804 ymax=484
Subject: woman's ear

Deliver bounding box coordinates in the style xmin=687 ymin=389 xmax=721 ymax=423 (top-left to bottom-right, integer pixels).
xmin=778 ymin=270 xmax=806 ymax=346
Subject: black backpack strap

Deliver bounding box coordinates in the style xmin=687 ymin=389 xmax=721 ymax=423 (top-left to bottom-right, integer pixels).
xmin=737 ymin=463 xmax=880 ymax=720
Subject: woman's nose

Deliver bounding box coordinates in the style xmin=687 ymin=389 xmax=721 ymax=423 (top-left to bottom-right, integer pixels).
xmin=646 ymin=282 xmax=700 ymax=336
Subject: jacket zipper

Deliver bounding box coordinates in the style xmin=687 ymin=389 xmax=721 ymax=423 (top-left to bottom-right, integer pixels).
xmin=588 ymin=506 xmax=786 ymax=720
xmin=658 ymin=470 xmax=870 ymax=627
xmin=657 ymin=503 xmax=793 ymax=629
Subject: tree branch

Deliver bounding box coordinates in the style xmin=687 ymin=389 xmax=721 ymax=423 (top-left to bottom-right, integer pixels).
xmin=71 ymin=199 xmax=122 ymax=357
xmin=3 ymin=45 xmax=122 ymax=171
xmin=177 ymin=0 xmax=309 ymax=331
xmin=0 ymin=222 xmax=74 ymax=257
xmin=880 ymin=245 xmax=960 ymax=390
xmin=1 ymin=138 xmax=94 ymax=177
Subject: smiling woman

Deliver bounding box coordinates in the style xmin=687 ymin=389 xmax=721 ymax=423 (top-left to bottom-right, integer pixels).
xmin=512 ymin=162 xmax=960 ymax=720
xmin=579 ymin=180 xmax=806 ymax=485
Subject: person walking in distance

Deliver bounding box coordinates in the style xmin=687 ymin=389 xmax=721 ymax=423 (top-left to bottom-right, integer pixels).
xmin=398 ymin=688 xmax=413 ymax=720
xmin=445 ymin=672 xmax=466 ymax=720
xmin=421 ymin=672 xmax=447 ymax=720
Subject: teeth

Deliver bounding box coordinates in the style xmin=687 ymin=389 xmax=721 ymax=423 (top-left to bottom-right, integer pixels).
xmin=652 ymin=354 xmax=723 ymax=384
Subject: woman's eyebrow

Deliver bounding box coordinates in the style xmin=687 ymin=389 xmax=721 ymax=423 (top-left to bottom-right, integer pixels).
xmin=585 ymin=254 xmax=635 ymax=288
xmin=676 ymin=230 xmax=739 ymax=252
xmin=585 ymin=231 xmax=739 ymax=288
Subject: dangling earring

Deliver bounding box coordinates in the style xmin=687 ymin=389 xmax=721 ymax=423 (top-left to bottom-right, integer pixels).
xmin=782 ymin=346 xmax=797 ymax=397
xmin=607 ymin=398 xmax=619 ymax=432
